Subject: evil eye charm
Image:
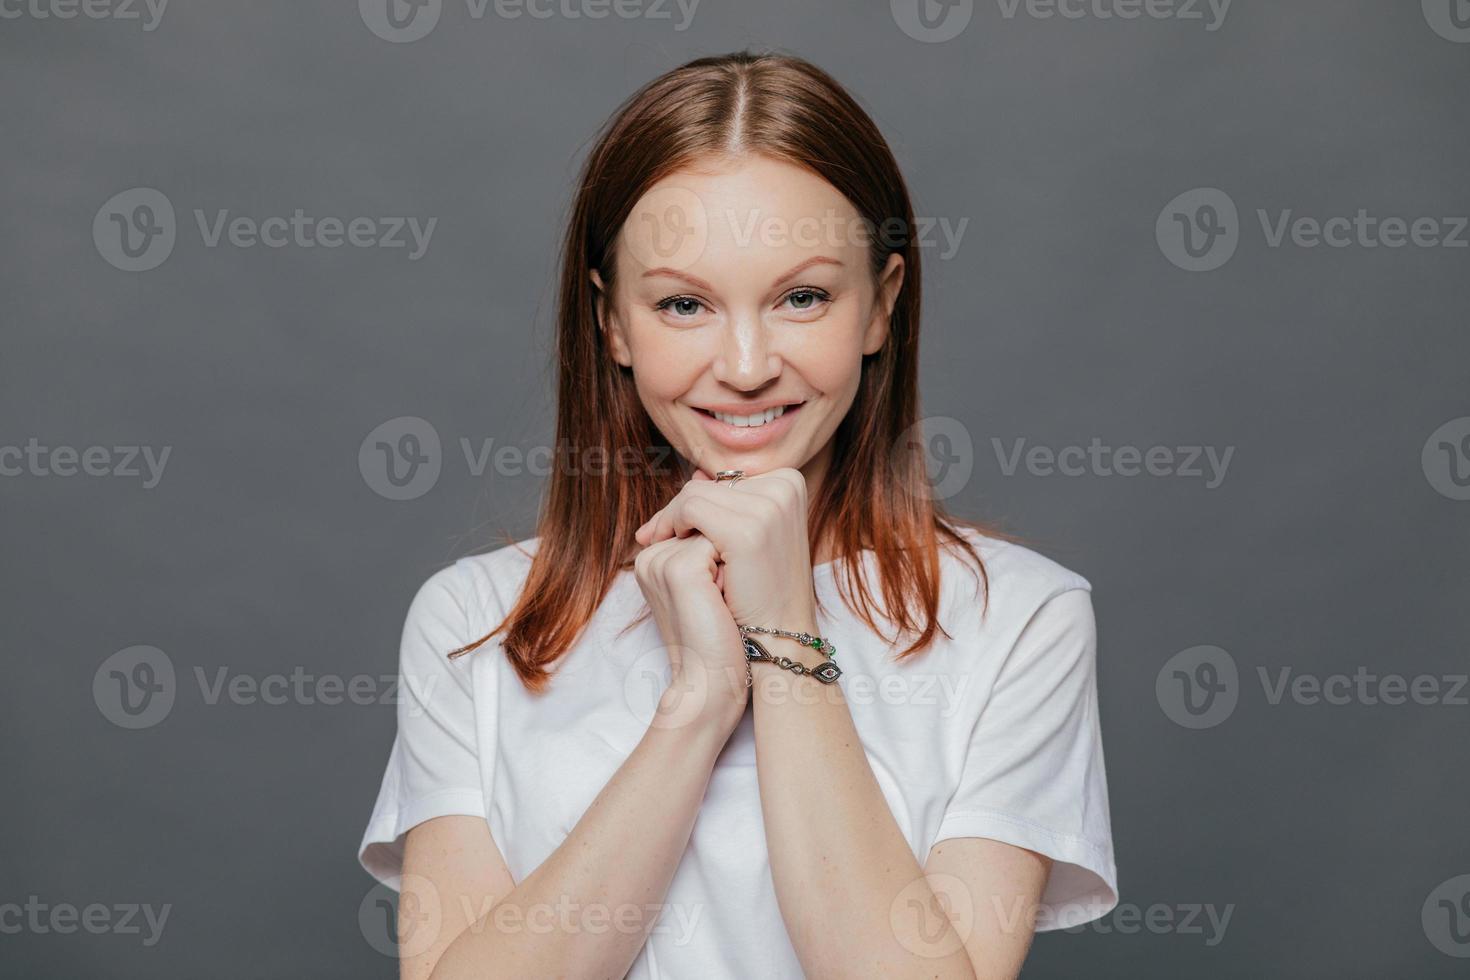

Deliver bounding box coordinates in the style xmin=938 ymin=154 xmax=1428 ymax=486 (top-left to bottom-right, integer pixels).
xmin=742 ymin=636 xmax=769 ymax=661
xmin=809 ymin=660 xmax=842 ymax=684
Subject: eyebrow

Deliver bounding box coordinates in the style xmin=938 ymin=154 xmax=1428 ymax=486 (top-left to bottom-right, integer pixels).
xmin=639 ymin=256 xmax=844 ymax=291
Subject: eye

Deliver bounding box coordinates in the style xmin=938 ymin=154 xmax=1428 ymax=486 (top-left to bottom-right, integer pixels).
xmin=782 ymin=286 xmax=832 ymax=313
xmin=654 ymin=295 xmax=706 ymax=319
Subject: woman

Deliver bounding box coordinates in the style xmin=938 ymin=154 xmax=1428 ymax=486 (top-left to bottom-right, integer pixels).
xmin=359 ymin=50 xmax=1117 ymax=979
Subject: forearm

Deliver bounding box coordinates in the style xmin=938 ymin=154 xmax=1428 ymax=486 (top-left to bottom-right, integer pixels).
xmin=431 ymin=695 xmax=737 ymax=979
xmin=751 ymin=633 xmax=977 ymax=979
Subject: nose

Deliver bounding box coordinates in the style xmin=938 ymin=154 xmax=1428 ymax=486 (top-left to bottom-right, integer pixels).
xmin=710 ymin=311 xmax=782 ymax=390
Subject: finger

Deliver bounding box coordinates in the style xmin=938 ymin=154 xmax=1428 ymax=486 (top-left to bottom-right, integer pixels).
xmin=640 ymin=474 xmax=705 ymax=544
xmin=664 ymin=493 xmax=751 ymax=556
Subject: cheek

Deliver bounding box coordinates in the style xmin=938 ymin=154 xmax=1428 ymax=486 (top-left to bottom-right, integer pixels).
xmin=624 ymin=316 xmax=706 ymax=405
xmin=789 ymin=310 xmax=867 ymax=392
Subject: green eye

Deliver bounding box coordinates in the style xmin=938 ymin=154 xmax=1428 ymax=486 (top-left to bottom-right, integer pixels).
xmin=656 ymin=295 xmax=704 ymax=317
xmin=785 ymin=287 xmax=831 ymax=311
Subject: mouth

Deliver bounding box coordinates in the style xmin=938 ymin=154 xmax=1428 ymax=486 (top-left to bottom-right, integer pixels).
xmin=690 ymin=401 xmax=805 ymax=449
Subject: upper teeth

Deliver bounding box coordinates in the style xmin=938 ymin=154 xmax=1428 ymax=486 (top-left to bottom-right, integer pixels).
xmin=712 ymin=405 xmax=787 ymax=427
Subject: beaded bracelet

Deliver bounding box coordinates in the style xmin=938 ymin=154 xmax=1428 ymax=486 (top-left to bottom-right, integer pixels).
xmin=739 ymin=627 xmax=842 ymax=686
xmin=738 ymin=624 xmax=837 ymax=659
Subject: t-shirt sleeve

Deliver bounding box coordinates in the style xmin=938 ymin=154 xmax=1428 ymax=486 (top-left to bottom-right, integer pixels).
xmin=933 ymin=586 xmax=1119 ymax=931
xmin=358 ymin=562 xmax=489 ymax=892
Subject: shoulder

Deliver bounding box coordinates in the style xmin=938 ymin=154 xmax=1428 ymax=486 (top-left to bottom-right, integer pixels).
xmin=401 ymin=537 xmax=541 ymax=652
xmin=941 ymin=524 xmax=1094 ymax=633
xmin=451 ymin=535 xmax=540 ymax=599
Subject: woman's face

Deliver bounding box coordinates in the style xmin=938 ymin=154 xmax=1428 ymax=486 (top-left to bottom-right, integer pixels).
xmin=593 ymin=153 xmax=904 ymax=496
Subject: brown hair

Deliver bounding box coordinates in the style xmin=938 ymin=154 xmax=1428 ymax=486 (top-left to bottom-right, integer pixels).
xmin=450 ymin=49 xmax=995 ymax=692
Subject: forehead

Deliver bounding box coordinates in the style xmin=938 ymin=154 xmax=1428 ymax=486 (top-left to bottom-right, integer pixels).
xmin=616 ymin=154 xmax=867 ymax=285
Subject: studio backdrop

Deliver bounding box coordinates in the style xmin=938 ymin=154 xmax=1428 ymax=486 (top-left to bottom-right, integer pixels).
xmin=2 ymin=1 xmax=1467 ymax=977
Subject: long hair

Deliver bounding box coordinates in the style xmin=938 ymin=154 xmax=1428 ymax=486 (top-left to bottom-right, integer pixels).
xmin=450 ymin=50 xmax=994 ymax=692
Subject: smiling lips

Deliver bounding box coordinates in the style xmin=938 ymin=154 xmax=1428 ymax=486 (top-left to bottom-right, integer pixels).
xmin=692 ymin=401 xmax=804 ymax=449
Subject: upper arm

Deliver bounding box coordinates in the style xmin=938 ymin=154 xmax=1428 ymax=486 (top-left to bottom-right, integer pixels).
xmin=920 ymin=584 xmax=1118 ymax=975
xmin=398 ymin=814 xmax=517 ymax=980
xmin=922 ymin=837 xmax=1052 ymax=980
xmin=354 ymin=562 xmax=514 ymax=978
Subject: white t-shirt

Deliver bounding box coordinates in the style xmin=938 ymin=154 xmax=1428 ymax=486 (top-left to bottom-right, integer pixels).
xmin=359 ymin=527 xmax=1118 ymax=977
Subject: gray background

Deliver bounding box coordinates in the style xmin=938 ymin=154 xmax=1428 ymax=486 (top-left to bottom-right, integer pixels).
xmin=3 ymin=0 xmax=1467 ymax=976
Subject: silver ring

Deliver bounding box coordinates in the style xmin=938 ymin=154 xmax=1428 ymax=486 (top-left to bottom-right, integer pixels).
xmin=714 ymin=469 xmax=745 ymax=487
